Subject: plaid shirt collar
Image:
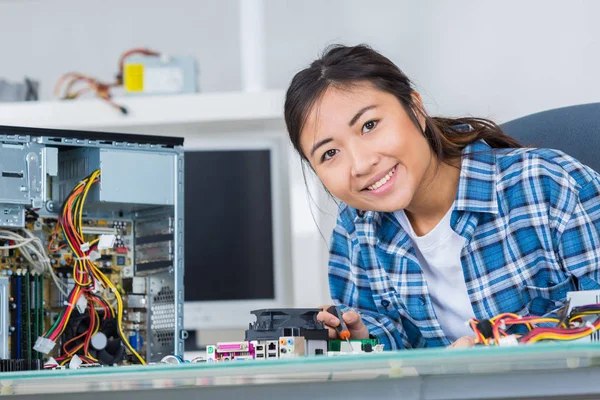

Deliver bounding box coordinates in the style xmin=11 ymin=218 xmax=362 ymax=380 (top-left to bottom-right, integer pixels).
xmin=454 ymin=139 xmax=499 ymax=215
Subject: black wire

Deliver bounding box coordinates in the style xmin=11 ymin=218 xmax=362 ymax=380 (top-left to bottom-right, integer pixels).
xmin=24 ymin=77 xmax=38 ymax=101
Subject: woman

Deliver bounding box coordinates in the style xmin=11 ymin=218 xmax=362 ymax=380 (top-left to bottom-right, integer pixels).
xmin=284 ymin=44 xmax=600 ymax=349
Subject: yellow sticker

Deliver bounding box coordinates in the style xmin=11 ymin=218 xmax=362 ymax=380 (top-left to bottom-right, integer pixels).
xmin=124 ymin=64 xmax=144 ymax=92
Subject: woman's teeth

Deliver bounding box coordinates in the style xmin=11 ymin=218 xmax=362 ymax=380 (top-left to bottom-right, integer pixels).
xmin=367 ymin=166 xmax=396 ymax=191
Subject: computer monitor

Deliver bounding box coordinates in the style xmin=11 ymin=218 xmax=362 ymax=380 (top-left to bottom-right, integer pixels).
xmin=182 ymin=135 xmax=293 ymax=330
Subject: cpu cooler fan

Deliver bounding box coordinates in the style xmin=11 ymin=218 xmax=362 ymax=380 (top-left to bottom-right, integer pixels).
xmin=63 ymin=314 xmax=126 ymax=366
xmin=89 ymin=318 xmax=126 ymax=365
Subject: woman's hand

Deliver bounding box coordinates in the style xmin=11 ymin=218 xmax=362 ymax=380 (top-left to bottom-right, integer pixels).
xmin=447 ymin=336 xmax=476 ymax=348
xmin=316 ymin=305 xmax=370 ymax=340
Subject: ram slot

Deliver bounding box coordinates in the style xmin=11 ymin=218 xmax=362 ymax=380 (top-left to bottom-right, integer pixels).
xmin=31 ymin=273 xmax=39 ymax=360
xmin=0 ymin=276 xmax=9 ymax=359
xmin=12 ymin=275 xmax=21 ymax=359
xmin=36 ymin=274 xmax=44 ymax=360
xmin=21 ymin=271 xmax=31 ymax=360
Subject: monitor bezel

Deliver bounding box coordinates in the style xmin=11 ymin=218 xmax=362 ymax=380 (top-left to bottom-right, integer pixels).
xmin=182 ymin=133 xmax=293 ymax=330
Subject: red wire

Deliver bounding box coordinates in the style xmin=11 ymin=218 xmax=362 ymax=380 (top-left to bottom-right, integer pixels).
xmin=82 ymin=302 xmax=96 ymax=355
xmin=117 ymin=48 xmax=160 ymax=77
xmin=519 ymin=319 xmax=600 ymax=343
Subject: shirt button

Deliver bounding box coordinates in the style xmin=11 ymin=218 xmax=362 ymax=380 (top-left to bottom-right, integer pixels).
xmin=548 ymin=280 xmax=555 ymax=286
xmin=381 ymin=299 xmax=390 ymax=309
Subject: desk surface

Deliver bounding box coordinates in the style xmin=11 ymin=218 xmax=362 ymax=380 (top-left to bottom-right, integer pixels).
xmin=4 ymin=343 xmax=600 ymax=399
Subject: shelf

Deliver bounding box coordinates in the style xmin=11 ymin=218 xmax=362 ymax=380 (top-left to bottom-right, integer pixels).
xmin=0 ymin=90 xmax=286 ymax=130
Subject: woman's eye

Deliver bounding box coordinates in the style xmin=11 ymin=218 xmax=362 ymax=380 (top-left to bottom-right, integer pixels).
xmin=321 ymin=149 xmax=339 ymax=162
xmin=362 ymin=120 xmax=378 ymax=134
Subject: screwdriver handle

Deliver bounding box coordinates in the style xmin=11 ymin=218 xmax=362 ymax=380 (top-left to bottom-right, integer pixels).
xmin=326 ymin=306 xmax=351 ymax=340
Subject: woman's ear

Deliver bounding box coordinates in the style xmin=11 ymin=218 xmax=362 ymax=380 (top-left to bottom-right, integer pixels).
xmin=410 ymin=91 xmax=427 ymax=131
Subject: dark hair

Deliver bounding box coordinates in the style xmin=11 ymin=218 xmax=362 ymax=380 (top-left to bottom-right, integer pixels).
xmin=284 ymin=44 xmax=522 ymax=164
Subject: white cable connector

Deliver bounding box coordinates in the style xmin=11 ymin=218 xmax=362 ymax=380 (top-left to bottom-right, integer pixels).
xmin=69 ymin=354 xmax=82 ymax=369
xmin=44 ymin=357 xmax=58 ymax=367
xmin=80 ymin=242 xmax=90 ymax=252
xmin=585 ymin=321 xmax=595 ymax=330
xmin=98 ymin=234 xmax=116 ymax=250
xmin=33 ymin=337 xmax=56 ymax=354
xmin=76 ymin=295 xmax=88 ymax=314
xmin=497 ymin=335 xmax=519 ymax=347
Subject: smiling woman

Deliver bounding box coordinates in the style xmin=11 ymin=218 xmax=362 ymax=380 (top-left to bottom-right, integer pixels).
xmin=299 ymin=84 xmax=436 ymax=215
xmin=284 ymin=44 xmax=600 ymax=350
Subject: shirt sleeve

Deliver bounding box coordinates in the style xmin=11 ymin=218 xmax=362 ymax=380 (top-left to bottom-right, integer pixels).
xmin=557 ymin=178 xmax=600 ymax=290
xmin=328 ymin=222 xmax=410 ymax=350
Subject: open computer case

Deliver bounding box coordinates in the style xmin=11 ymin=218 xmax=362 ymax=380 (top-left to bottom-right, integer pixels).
xmin=0 ymin=125 xmax=184 ymax=369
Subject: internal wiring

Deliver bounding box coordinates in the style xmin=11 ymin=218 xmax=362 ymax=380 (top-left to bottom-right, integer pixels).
xmin=40 ymin=169 xmax=146 ymax=365
xmin=0 ymin=229 xmax=69 ymax=296
xmin=469 ymin=304 xmax=600 ymax=346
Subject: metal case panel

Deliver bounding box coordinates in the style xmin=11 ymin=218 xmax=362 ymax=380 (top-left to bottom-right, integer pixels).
xmin=58 ymin=148 xmax=175 ymax=205
xmin=99 ymin=149 xmax=174 ymax=205
xmin=147 ymin=270 xmax=177 ymax=362
xmin=0 ymin=142 xmax=44 ymax=205
xmin=0 ymin=204 xmax=25 ymax=228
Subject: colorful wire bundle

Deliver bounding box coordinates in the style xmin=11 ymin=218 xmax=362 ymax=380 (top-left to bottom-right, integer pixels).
xmin=42 ymin=169 xmax=145 ymax=365
xmin=54 ymin=48 xmax=160 ymax=114
xmin=469 ymin=305 xmax=600 ymax=346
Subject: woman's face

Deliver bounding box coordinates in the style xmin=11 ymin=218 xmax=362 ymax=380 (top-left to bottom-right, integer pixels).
xmin=300 ymin=83 xmax=434 ymax=213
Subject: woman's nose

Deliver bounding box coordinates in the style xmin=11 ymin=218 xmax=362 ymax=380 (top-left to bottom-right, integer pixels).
xmin=349 ymin=146 xmax=379 ymax=178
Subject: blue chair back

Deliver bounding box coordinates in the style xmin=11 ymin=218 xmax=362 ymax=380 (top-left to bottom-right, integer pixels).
xmin=500 ymin=103 xmax=600 ymax=173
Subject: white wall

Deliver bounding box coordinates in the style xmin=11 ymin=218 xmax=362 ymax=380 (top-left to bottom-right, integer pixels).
xmin=4 ymin=0 xmax=599 ymax=123
xmin=265 ymin=0 xmax=600 ymax=123
xmin=2 ymin=0 xmax=600 ymax=311
xmin=0 ymin=0 xmax=241 ymax=99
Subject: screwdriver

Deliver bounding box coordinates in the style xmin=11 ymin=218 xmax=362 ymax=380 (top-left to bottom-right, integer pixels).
xmin=327 ymin=306 xmax=354 ymax=352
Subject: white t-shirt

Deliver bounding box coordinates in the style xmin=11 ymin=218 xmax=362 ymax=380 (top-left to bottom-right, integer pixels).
xmin=394 ymin=204 xmax=476 ymax=342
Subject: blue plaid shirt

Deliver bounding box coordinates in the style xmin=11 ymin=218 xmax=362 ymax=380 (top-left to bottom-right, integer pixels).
xmin=329 ymin=139 xmax=600 ymax=349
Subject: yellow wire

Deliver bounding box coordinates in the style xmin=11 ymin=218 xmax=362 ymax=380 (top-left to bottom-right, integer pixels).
xmin=85 ymin=307 xmax=101 ymax=362
xmin=570 ymin=312 xmax=600 ymax=324
xmin=55 ymin=286 xmax=82 ymax=338
xmin=92 ymin=264 xmax=145 ymax=365
xmin=78 ymin=171 xmax=100 ymax=236
xmin=523 ymin=318 xmax=561 ymax=325
xmin=528 ymin=329 xmax=597 ymax=343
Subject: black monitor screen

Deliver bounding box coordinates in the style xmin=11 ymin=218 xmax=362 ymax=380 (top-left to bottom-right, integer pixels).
xmin=183 ymin=149 xmax=275 ymax=301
